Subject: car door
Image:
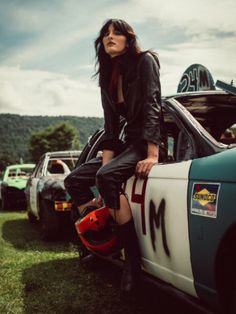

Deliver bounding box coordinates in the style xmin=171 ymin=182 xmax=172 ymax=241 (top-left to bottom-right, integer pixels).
xmin=125 ymin=161 xmax=197 ymax=297
xmin=29 ymin=157 xmax=47 ymax=217
xmin=123 ymin=104 xmax=198 ymax=298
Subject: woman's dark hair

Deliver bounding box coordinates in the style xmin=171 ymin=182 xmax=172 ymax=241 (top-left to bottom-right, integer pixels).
xmin=94 ymin=19 xmax=141 ymax=87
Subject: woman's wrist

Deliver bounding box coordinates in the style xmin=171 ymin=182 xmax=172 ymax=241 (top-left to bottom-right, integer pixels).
xmin=147 ymin=142 xmax=159 ymax=159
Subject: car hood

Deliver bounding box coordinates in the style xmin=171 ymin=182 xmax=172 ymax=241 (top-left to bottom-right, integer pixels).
xmin=5 ymin=178 xmax=28 ymax=190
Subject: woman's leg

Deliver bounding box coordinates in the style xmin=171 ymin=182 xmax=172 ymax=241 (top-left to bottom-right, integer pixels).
xmin=96 ymin=141 xmax=147 ymax=296
xmin=64 ymin=156 xmax=102 ymax=217
xmin=96 ymin=140 xmax=147 ymax=210
xmin=111 ymin=194 xmax=141 ymax=296
xmin=110 ymin=194 xmax=132 ymax=224
xmin=64 ymin=157 xmax=102 ymax=262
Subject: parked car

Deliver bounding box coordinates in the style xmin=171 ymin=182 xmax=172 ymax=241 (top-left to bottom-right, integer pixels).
xmin=74 ymin=90 xmax=236 ymax=314
xmin=25 ymin=150 xmax=81 ymax=240
xmin=0 ymin=163 xmax=35 ymax=211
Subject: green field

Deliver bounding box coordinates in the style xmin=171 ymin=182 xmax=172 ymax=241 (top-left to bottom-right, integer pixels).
xmin=0 ymin=211 xmax=155 ymax=314
xmin=0 ymin=211 xmax=198 ymax=314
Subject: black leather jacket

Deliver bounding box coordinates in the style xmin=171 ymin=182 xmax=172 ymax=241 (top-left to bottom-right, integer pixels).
xmin=101 ymin=52 xmax=163 ymax=152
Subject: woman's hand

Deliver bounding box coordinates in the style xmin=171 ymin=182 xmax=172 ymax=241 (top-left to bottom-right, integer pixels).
xmin=135 ymin=156 xmax=158 ymax=179
xmin=135 ymin=142 xmax=159 ymax=178
xmin=90 ymin=195 xmax=104 ymax=208
xmin=96 ymin=194 xmax=104 ymax=207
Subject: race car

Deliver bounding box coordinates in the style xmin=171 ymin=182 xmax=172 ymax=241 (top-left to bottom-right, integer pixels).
xmin=0 ymin=163 xmax=35 ymax=210
xmin=74 ymin=89 xmax=236 ymax=314
xmin=25 ymin=150 xmax=81 ymax=240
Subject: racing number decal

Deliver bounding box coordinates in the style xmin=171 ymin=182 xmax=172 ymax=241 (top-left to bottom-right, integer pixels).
xmin=130 ymin=178 xmax=170 ymax=256
xmin=149 ymin=199 xmax=170 ymax=256
xmin=131 ymin=177 xmax=148 ymax=234
xmin=177 ymin=64 xmax=215 ymax=92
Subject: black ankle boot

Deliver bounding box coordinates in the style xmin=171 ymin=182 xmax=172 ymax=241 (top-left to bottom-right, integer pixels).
xmin=72 ymin=204 xmax=97 ymax=264
xmin=78 ymin=246 xmax=96 ymax=264
xmin=118 ymin=219 xmax=141 ymax=296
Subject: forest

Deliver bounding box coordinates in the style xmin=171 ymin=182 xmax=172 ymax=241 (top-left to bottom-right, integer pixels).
xmin=0 ymin=114 xmax=103 ymax=167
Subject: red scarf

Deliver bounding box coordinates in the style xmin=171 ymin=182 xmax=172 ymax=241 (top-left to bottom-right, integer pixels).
xmin=108 ymin=56 xmax=122 ymax=102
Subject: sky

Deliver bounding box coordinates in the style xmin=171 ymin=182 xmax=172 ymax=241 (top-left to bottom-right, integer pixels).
xmin=0 ymin=0 xmax=235 ymax=117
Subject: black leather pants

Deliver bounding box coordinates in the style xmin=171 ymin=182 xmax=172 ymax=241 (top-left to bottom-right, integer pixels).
xmin=64 ymin=139 xmax=147 ymax=210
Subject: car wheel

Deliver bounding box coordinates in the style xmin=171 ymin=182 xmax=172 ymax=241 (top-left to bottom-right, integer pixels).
xmin=229 ymin=290 xmax=236 ymax=314
xmin=27 ymin=210 xmax=38 ymax=224
xmin=1 ymin=193 xmax=11 ymax=211
xmin=40 ymin=199 xmax=59 ymax=241
xmin=16 ymin=198 xmax=27 ymax=211
xmin=226 ymin=255 xmax=236 ymax=314
xmin=216 ymin=237 xmax=236 ymax=314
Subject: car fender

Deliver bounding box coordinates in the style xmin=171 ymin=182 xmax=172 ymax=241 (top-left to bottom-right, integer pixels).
xmin=40 ymin=177 xmax=66 ymax=201
xmin=188 ymin=148 xmax=236 ymax=308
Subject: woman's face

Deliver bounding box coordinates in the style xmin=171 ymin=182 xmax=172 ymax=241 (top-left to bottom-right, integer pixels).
xmin=102 ymin=24 xmax=127 ymax=58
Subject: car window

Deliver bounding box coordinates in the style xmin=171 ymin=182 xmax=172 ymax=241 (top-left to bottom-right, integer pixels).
xmin=18 ymin=167 xmax=34 ymax=178
xmin=162 ymin=106 xmax=195 ymax=162
xmin=174 ymin=93 xmax=236 ymax=142
xmin=60 ymin=158 xmax=78 ymax=171
xmin=8 ymin=170 xmax=17 ymax=178
xmin=47 ymin=159 xmax=71 ymax=175
xmin=219 ymin=124 xmax=236 ymax=145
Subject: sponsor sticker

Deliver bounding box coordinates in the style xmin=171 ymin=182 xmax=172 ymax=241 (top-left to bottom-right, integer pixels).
xmin=191 ymin=183 xmax=220 ymax=218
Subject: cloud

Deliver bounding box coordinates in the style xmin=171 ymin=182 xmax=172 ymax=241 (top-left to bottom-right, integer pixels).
xmin=0 ymin=0 xmax=235 ymax=116
xmin=0 ymin=66 xmax=101 ymax=116
xmin=129 ymin=0 xmax=236 ymax=32
xmin=159 ymin=33 xmax=236 ymax=94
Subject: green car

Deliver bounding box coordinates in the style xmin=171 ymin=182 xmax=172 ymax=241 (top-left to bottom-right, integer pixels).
xmin=0 ymin=163 xmax=35 ymax=211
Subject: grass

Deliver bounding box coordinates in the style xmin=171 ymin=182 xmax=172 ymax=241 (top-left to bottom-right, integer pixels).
xmin=0 ymin=211 xmax=201 ymax=314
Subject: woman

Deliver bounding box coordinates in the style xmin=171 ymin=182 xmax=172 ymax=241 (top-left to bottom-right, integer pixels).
xmin=65 ymin=18 xmax=163 ymax=296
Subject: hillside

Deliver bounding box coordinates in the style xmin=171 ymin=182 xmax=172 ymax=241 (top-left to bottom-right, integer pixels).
xmin=0 ymin=114 xmax=104 ymax=163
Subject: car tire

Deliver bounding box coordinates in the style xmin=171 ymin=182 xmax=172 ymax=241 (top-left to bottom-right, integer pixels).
xmin=1 ymin=193 xmax=11 ymax=211
xmin=229 ymin=290 xmax=236 ymax=314
xmin=27 ymin=210 xmax=38 ymax=224
xmin=227 ymin=255 xmax=236 ymax=314
xmin=216 ymin=237 xmax=236 ymax=314
xmin=16 ymin=197 xmax=27 ymax=211
xmin=40 ymin=199 xmax=59 ymax=241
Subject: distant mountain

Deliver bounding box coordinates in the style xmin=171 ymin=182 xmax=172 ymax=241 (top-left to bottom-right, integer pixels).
xmin=0 ymin=114 xmax=104 ymax=163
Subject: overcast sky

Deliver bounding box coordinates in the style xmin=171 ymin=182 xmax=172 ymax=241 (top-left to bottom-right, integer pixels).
xmin=0 ymin=0 xmax=235 ymax=117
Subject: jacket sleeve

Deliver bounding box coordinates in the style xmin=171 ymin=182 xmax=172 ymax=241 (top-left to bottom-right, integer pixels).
xmin=100 ymin=89 xmax=122 ymax=152
xmin=139 ymin=52 xmax=162 ymax=146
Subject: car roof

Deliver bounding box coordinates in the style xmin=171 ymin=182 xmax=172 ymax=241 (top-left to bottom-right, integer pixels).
xmin=164 ymin=89 xmax=230 ymax=99
xmin=42 ymin=150 xmax=82 ymax=159
xmin=6 ymin=164 xmax=35 ymax=170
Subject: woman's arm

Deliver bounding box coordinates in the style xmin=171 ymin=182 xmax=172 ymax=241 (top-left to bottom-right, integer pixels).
xmin=135 ymin=142 xmax=159 ymax=178
xmin=136 ymin=53 xmax=162 ymax=178
xmin=139 ymin=52 xmax=162 ymax=147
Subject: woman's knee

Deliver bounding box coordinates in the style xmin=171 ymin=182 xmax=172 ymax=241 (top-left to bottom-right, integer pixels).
xmin=96 ymin=165 xmax=113 ymax=186
xmin=64 ymin=167 xmax=83 ymax=190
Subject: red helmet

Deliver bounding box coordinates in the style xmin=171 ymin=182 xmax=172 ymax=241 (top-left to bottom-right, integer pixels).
xmin=75 ymin=207 xmax=121 ymax=256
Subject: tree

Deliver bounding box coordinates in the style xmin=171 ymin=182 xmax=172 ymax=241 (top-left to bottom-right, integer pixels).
xmin=0 ymin=154 xmax=15 ymax=178
xmin=29 ymin=122 xmax=80 ymax=162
